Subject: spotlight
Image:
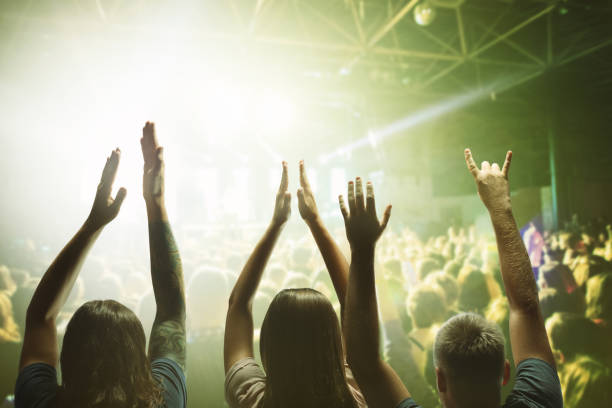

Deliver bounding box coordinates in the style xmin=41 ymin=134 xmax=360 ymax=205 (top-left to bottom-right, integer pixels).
xmin=414 ymin=1 xmax=436 ymax=26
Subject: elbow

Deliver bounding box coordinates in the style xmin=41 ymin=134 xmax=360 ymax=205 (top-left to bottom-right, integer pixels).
xmin=227 ymin=290 xmax=251 ymax=313
xmin=25 ymin=303 xmax=56 ymax=328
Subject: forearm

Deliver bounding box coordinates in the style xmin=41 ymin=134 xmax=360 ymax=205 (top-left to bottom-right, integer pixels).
xmin=146 ymin=202 xmax=185 ymax=321
xmin=27 ymin=221 xmax=102 ymax=323
xmin=306 ymin=217 xmax=349 ymax=307
xmin=346 ymin=246 xmax=381 ymax=368
xmin=489 ymin=208 xmax=539 ymax=311
xmin=229 ymin=222 xmax=284 ymax=308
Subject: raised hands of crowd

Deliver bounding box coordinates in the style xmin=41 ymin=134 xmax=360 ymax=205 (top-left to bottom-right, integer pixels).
xmin=20 ymin=148 xmax=127 ymax=370
xmin=86 ymin=149 xmax=128 ymax=230
xmin=339 ymin=177 xmax=392 ymax=251
xmin=465 ymin=148 xmax=512 ymax=214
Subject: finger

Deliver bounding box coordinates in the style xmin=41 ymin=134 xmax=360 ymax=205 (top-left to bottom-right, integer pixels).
xmin=99 ymin=148 xmax=121 ymax=196
xmin=491 ymin=163 xmax=500 ymax=172
xmin=278 ymin=161 xmax=288 ymax=193
xmin=111 ymin=187 xmax=127 ymax=213
xmin=299 ymin=160 xmax=310 ymax=189
xmin=464 ymin=148 xmax=479 ymax=177
xmin=366 ymin=181 xmax=377 ymax=216
xmin=141 ymin=121 xmax=159 ymax=160
xmin=380 ymin=205 xmax=392 ymax=231
xmin=481 ymin=161 xmax=491 ymax=171
xmin=338 ymin=195 xmax=349 ymax=222
xmin=355 ymin=177 xmax=365 ymax=212
xmin=347 ymin=181 xmax=356 ymax=214
xmin=502 ymin=150 xmax=512 ymax=179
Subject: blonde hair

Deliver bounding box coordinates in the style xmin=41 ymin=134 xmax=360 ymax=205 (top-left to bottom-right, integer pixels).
xmin=0 ymin=291 xmax=21 ymax=343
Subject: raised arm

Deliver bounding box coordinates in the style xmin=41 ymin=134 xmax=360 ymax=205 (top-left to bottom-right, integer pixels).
xmin=224 ymin=162 xmax=291 ymax=372
xmin=297 ymin=160 xmax=349 ymax=313
xmin=141 ymin=122 xmax=186 ymax=369
xmin=341 ymin=178 xmax=411 ymax=408
xmin=20 ymin=150 xmax=126 ymax=370
xmin=465 ymin=149 xmax=555 ymax=367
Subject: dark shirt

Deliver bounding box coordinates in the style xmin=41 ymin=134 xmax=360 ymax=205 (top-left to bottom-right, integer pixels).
xmin=396 ymin=358 xmax=562 ymax=408
xmin=14 ymin=358 xmax=186 ymax=408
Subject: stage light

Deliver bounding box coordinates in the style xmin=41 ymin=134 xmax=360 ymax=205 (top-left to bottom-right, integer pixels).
xmin=255 ymin=93 xmax=295 ymax=132
xmin=414 ymin=1 xmax=436 ymax=26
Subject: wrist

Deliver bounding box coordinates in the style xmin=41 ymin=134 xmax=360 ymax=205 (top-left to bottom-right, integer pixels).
xmin=305 ymin=215 xmax=323 ymax=229
xmin=269 ymin=217 xmax=288 ymax=231
xmin=82 ymin=218 xmax=105 ymax=235
xmin=146 ymin=200 xmax=168 ymax=222
xmin=350 ymin=243 xmax=376 ymax=258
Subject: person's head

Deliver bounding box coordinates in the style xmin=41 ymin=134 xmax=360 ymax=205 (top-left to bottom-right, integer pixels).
xmin=562 ymin=355 xmax=612 ymax=408
xmin=0 ymin=291 xmax=20 ymax=343
xmin=443 ymin=260 xmax=462 ymax=279
xmin=457 ymin=267 xmax=491 ymax=313
xmin=0 ymin=265 xmax=16 ymax=296
xmin=60 ymin=300 xmax=163 ymax=408
xmin=425 ymin=272 xmax=459 ymax=309
xmin=545 ymin=312 xmax=605 ymax=365
xmin=586 ymin=272 xmax=612 ymax=322
xmin=188 ymin=267 xmax=229 ymax=329
xmin=433 ymin=313 xmax=509 ymax=408
xmin=259 ymin=288 xmax=356 ymax=408
xmin=407 ymin=284 xmax=447 ymax=329
xmin=416 ymin=257 xmax=442 ymax=281
xmin=538 ymin=262 xmax=578 ymax=294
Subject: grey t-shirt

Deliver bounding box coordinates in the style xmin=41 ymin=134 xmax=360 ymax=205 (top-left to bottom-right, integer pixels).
xmin=225 ymin=358 xmax=367 ymax=408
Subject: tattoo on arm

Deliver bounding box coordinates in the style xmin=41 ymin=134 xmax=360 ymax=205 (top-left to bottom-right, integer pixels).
xmin=148 ymin=221 xmax=185 ymax=321
xmin=147 ymin=221 xmax=186 ymax=369
xmin=149 ymin=319 xmax=186 ymax=370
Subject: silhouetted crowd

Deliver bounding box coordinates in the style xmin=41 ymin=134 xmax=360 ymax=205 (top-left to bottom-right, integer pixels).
xmin=2 ymin=214 xmax=610 ymax=407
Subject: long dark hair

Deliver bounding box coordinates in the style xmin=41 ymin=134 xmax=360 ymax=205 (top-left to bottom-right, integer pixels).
xmin=59 ymin=300 xmax=163 ymax=408
xmin=259 ymin=288 xmax=357 ymax=408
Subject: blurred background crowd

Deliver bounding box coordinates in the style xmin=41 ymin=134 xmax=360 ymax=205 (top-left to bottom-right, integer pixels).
xmin=2 ymin=214 xmax=611 ymax=407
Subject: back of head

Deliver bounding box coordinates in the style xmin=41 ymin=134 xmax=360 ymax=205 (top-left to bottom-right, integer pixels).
xmin=434 ymin=313 xmax=505 ymax=407
xmin=457 ymin=267 xmax=490 ymax=313
xmin=417 ymin=258 xmax=442 ymax=281
xmin=545 ymin=312 xmax=605 ymax=362
xmin=586 ymin=272 xmax=612 ymax=322
xmin=60 ymin=300 xmax=162 ymax=408
xmin=0 ymin=291 xmax=20 ymax=342
xmin=260 ymin=288 xmax=356 ymax=408
xmin=425 ymin=272 xmax=459 ymax=309
xmin=407 ymin=284 xmax=447 ymax=329
xmin=562 ymin=355 xmax=612 ymax=408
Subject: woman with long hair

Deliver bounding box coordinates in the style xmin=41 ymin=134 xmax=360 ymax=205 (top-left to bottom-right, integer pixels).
xmin=224 ymin=161 xmax=365 ymax=408
xmin=15 ymin=122 xmax=186 ymax=408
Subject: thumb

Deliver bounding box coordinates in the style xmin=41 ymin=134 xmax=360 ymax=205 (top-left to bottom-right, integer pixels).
xmin=297 ymin=187 xmax=305 ymax=204
xmin=112 ymin=187 xmax=127 ymax=214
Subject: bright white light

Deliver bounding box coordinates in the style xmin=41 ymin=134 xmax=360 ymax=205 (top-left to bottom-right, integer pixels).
xmin=255 ymin=93 xmax=295 ymax=132
xmin=330 ymin=168 xmax=346 ymax=203
xmin=414 ymin=2 xmax=437 ymax=26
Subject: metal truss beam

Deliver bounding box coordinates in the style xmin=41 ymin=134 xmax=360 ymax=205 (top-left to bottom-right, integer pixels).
xmin=368 ymin=0 xmax=419 ymax=48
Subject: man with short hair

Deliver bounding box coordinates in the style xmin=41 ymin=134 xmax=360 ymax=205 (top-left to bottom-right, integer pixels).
xmin=342 ymin=149 xmax=563 ymax=408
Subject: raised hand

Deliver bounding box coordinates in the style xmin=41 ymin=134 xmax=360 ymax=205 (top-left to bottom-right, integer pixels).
xmin=272 ymin=161 xmax=291 ymax=226
xmin=465 ymin=148 xmax=512 ymax=213
xmin=87 ymin=149 xmax=127 ymax=229
xmin=141 ymin=122 xmax=164 ymax=205
xmin=339 ymin=178 xmax=391 ymax=250
xmin=297 ymin=160 xmax=319 ymax=223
